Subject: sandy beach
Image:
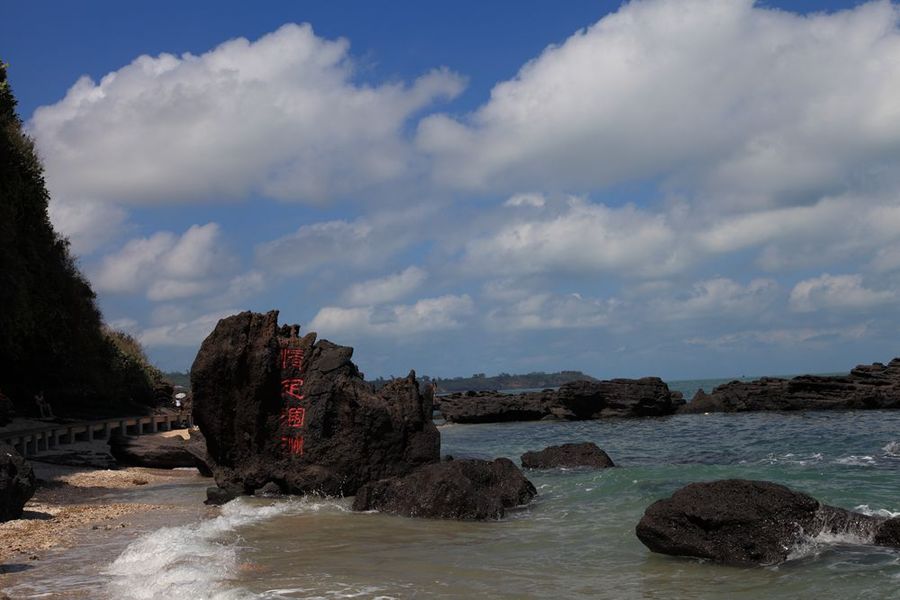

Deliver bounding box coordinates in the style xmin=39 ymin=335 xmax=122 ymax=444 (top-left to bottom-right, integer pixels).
xmin=0 ymin=452 xmax=210 ymax=566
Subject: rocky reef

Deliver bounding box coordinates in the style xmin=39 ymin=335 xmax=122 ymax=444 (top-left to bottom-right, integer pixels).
xmin=635 ymin=479 xmax=900 ymax=565
xmin=438 ymin=378 xmax=684 ymax=424
xmin=352 ymin=457 xmax=536 ymax=520
xmin=521 ymin=442 xmax=615 ymax=469
xmin=680 ymin=358 xmax=900 ymax=413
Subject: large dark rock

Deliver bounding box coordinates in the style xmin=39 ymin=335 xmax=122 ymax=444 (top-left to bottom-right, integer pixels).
xmin=352 ymin=458 xmax=537 ymax=520
xmin=109 ymin=432 xmax=211 ymax=472
xmin=679 ymin=358 xmax=900 ymax=414
xmin=0 ymin=390 xmax=13 ymax=426
xmin=438 ymin=378 xmax=683 ymax=424
xmin=191 ymin=310 xmax=440 ymax=497
xmin=521 ymin=442 xmax=615 ymax=469
xmin=635 ymin=479 xmax=899 ymax=565
xmin=0 ymin=444 xmax=36 ymax=522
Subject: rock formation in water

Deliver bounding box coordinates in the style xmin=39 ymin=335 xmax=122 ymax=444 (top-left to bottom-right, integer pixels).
xmin=191 ymin=310 xmax=440 ymax=499
xmin=438 ymin=378 xmax=684 ymax=424
xmin=0 ymin=443 xmax=36 ymax=522
xmin=521 ymin=442 xmax=615 ymax=469
xmin=352 ymin=457 xmax=537 ymax=520
xmin=635 ymin=479 xmax=900 ymax=565
xmin=679 ymin=358 xmax=900 ymax=414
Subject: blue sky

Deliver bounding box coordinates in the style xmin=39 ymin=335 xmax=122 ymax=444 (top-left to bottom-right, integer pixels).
xmin=3 ymin=0 xmax=899 ymax=379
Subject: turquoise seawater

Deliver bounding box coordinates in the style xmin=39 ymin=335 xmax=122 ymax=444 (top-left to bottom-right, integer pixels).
xmin=4 ymin=379 xmax=899 ymax=599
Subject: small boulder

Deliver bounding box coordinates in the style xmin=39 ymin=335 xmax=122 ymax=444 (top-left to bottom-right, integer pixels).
xmin=0 ymin=444 xmax=36 ymax=522
xmin=521 ymin=442 xmax=615 ymax=469
xmin=205 ymin=486 xmax=238 ymax=506
xmin=874 ymin=517 xmax=900 ymax=547
xmin=352 ymin=458 xmax=537 ymax=520
xmin=635 ymin=479 xmax=891 ymax=565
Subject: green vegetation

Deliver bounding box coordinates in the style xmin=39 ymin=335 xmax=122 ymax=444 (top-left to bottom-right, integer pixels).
xmin=0 ymin=64 xmax=167 ymax=418
xmin=370 ymin=371 xmax=597 ymax=392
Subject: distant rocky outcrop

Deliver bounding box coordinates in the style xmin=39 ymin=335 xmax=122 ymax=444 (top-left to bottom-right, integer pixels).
xmin=438 ymin=378 xmax=684 ymax=424
xmin=0 ymin=444 xmax=36 ymax=522
xmin=352 ymin=458 xmax=536 ymax=520
xmin=191 ymin=310 xmax=440 ymax=499
xmin=521 ymin=442 xmax=615 ymax=469
xmin=635 ymin=479 xmax=900 ymax=565
xmin=679 ymin=358 xmax=900 ymax=414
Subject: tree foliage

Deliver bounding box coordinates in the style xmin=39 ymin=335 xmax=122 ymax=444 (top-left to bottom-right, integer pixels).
xmin=0 ymin=64 xmax=165 ymax=418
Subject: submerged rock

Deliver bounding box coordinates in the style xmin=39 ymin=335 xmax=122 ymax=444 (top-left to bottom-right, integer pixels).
xmin=635 ymin=479 xmax=899 ymax=565
xmin=192 ymin=310 xmax=440 ymax=498
xmin=0 ymin=443 xmax=36 ymax=522
xmin=439 ymin=378 xmax=683 ymax=424
xmin=679 ymin=358 xmax=900 ymax=413
xmin=352 ymin=458 xmax=537 ymax=520
xmin=521 ymin=442 xmax=615 ymax=469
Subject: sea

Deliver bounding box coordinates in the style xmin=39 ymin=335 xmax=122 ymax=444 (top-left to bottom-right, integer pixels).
xmin=3 ymin=377 xmax=900 ymax=599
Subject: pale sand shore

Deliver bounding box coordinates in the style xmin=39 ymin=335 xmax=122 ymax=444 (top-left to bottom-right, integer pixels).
xmin=0 ymin=458 xmax=208 ymax=564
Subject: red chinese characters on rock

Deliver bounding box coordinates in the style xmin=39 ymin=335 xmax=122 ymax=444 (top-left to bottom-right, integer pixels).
xmin=279 ymin=343 xmax=307 ymax=456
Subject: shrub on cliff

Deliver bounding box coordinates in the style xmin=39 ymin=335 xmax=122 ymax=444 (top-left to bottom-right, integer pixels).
xmin=0 ymin=63 xmax=164 ymax=417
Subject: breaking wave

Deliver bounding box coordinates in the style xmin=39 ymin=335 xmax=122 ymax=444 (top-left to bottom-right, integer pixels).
xmin=105 ymin=497 xmax=346 ymax=600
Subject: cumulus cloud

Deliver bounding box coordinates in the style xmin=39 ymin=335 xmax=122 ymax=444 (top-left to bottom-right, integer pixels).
xmin=463 ymin=197 xmax=682 ymax=278
xmin=139 ymin=309 xmax=238 ymax=347
xmin=652 ymin=278 xmax=778 ymax=320
xmin=93 ymin=223 xmax=237 ymax=301
xmin=47 ymin=197 xmax=128 ymax=255
xmin=342 ymin=266 xmax=427 ymax=306
xmin=485 ymin=292 xmax=617 ymax=331
xmin=419 ymin=0 xmax=900 ymax=210
xmin=789 ymin=273 xmax=896 ymax=312
xmin=31 ymin=24 xmax=464 ymax=208
xmin=309 ymin=294 xmax=474 ymax=337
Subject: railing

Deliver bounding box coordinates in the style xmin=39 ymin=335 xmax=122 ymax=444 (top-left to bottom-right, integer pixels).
xmin=0 ymin=413 xmax=193 ymax=457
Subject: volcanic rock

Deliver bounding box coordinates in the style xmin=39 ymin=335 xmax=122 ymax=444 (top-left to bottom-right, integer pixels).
xmin=352 ymin=458 xmax=537 ymax=520
xmin=679 ymin=358 xmax=900 ymax=414
xmin=0 ymin=443 xmax=36 ymax=522
xmin=635 ymin=479 xmax=899 ymax=565
xmin=191 ymin=310 xmax=440 ymax=497
xmin=109 ymin=433 xmax=210 ymax=471
xmin=521 ymin=442 xmax=615 ymax=469
xmin=439 ymin=378 xmax=683 ymax=424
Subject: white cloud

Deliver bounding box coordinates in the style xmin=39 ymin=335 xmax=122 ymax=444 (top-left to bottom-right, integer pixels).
xmin=309 ymin=294 xmax=474 ymax=337
xmin=686 ymin=323 xmax=872 ymax=348
xmin=504 ymin=193 xmax=546 ymax=208
xmin=463 ymin=198 xmax=682 ymax=278
xmin=31 ymin=23 xmax=464 ymax=208
xmin=652 ymin=278 xmax=778 ymax=320
xmin=139 ymin=309 xmax=238 ymax=347
xmin=485 ymin=292 xmax=617 ymax=331
xmin=789 ymin=273 xmax=896 ymax=312
xmin=419 ymin=0 xmax=900 ymax=210
xmin=342 ymin=266 xmax=427 ymax=306
xmin=47 ymin=197 xmax=128 ymax=255
xmin=93 ymin=223 xmax=236 ymax=301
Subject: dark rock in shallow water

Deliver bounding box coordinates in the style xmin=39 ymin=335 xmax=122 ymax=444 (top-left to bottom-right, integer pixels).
xmin=679 ymin=358 xmax=900 ymax=414
xmin=352 ymin=458 xmax=537 ymax=520
xmin=0 ymin=443 xmax=36 ymax=522
xmin=874 ymin=517 xmax=900 ymax=547
xmin=109 ymin=433 xmax=209 ymax=471
xmin=191 ymin=310 xmax=440 ymax=497
xmin=521 ymin=442 xmax=615 ymax=469
xmin=635 ymin=479 xmax=898 ymax=565
xmin=205 ymin=486 xmax=237 ymax=506
xmin=439 ymin=378 xmax=682 ymax=424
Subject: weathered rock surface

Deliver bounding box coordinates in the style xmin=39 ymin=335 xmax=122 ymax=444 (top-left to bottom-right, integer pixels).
xmin=521 ymin=442 xmax=615 ymax=469
xmin=192 ymin=310 xmax=440 ymax=498
xmin=352 ymin=458 xmax=537 ymax=520
xmin=679 ymin=358 xmax=900 ymax=414
xmin=109 ymin=432 xmax=210 ymax=472
xmin=0 ymin=391 xmax=13 ymax=426
xmin=438 ymin=378 xmax=684 ymax=424
xmin=1 ymin=443 xmax=36 ymax=522
xmin=635 ymin=479 xmax=900 ymax=565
